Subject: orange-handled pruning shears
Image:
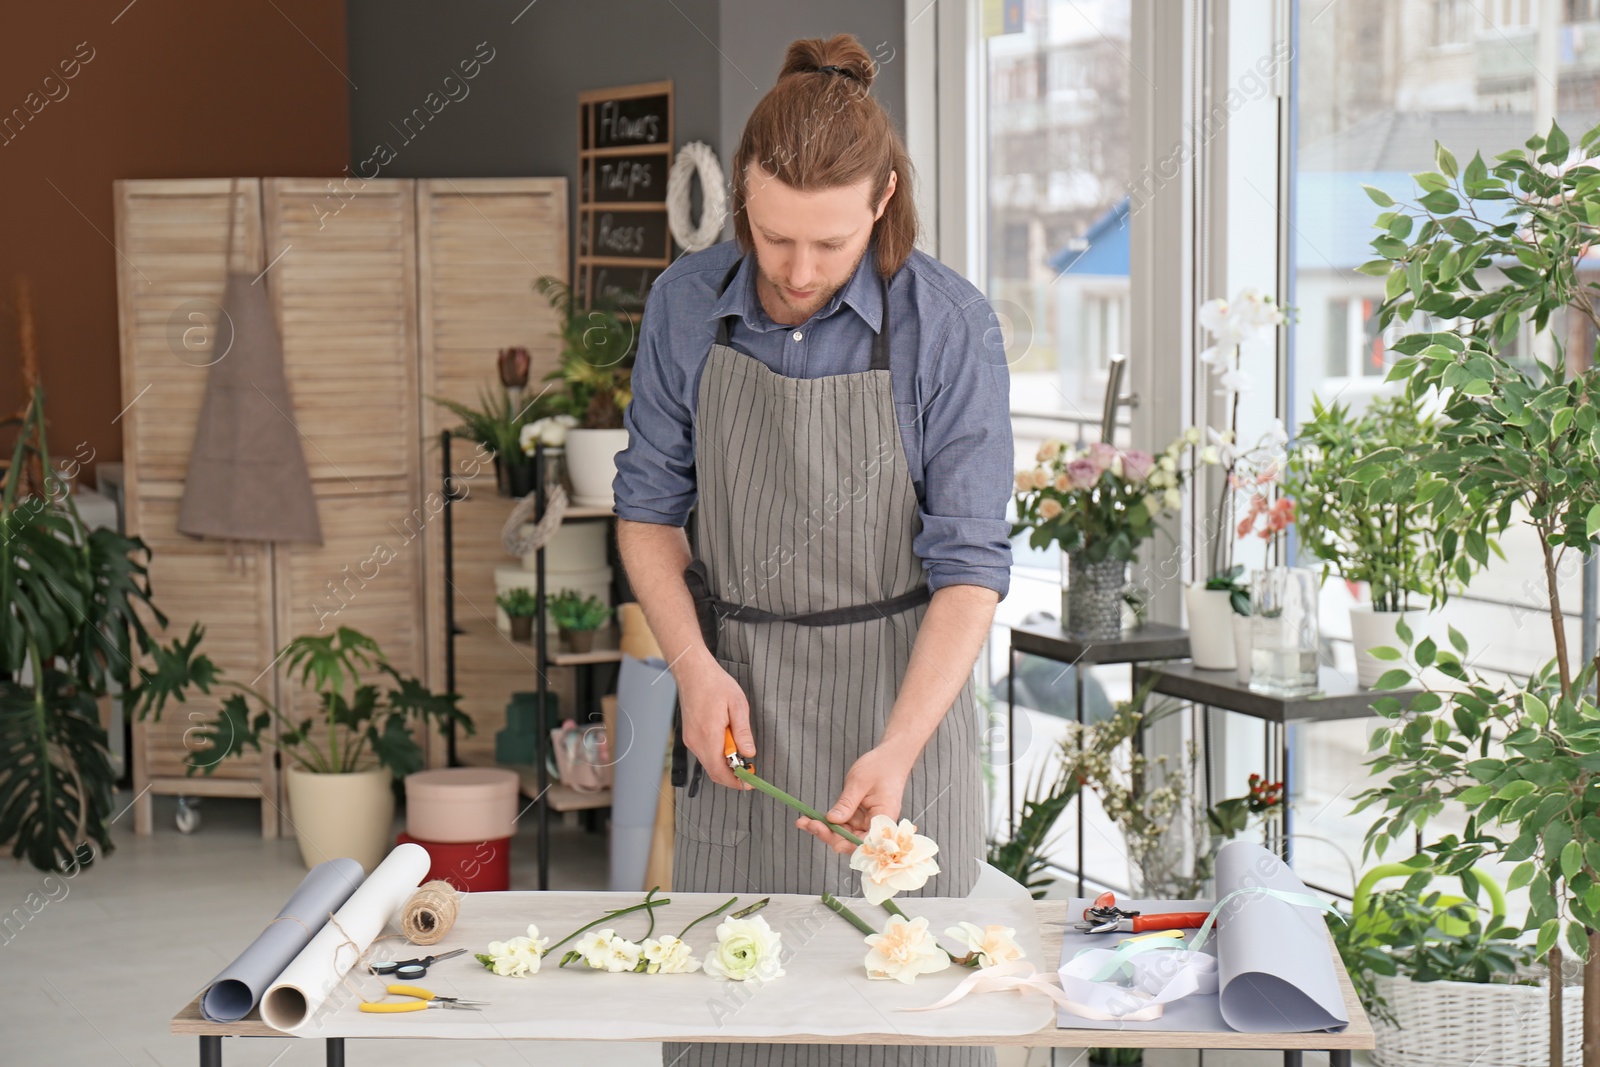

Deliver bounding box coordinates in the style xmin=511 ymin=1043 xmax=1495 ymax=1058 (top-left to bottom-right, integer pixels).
xmin=1073 ymin=890 xmax=1211 ymax=934
xmin=358 ymin=984 xmax=487 ymax=1013
xmin=724 ymin=726 xmax=753 ymax=772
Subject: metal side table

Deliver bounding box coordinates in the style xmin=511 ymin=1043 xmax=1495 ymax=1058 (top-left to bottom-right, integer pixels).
xmin=1007 ymin=620 xmax=1191 ymax=895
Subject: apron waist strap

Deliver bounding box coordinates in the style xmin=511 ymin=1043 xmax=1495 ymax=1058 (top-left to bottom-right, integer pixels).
xmin=683 ymin=560 xmax=931 ymax=651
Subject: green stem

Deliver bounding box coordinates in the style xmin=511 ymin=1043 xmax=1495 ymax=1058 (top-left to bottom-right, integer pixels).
xmin=641 ymin=886 xmax=659 ymax=940
xmin=822 ymin=893 xmax=878 ymax=936
xmin=732 ymin=765 xmax=863 ymax=846
xmin=547 ymin=894 xmax=670 ymax=955
xmin=677 ymin=895 xmax=738 ymax=940
xmin=881 ymin=898 xmax=910 ymax=921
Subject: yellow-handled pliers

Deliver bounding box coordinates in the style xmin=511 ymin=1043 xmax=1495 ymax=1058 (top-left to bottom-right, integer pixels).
xmin=359 ymin=984 xmax=487 ymax=1013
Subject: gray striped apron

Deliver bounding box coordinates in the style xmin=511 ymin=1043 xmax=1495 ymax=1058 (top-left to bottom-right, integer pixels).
xmin=666 ymin=260 xmax=990 ymax=1067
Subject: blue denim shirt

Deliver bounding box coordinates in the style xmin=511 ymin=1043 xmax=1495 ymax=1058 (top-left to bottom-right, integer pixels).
xmin=613 ymin=240 xmax=1013 ymax=597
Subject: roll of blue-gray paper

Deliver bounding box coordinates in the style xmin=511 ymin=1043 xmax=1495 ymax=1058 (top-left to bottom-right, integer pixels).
xmin=201 ymin=857 xmax=365 ymax=1022
xmin=609 ymin=654 xmax=678 ymax=891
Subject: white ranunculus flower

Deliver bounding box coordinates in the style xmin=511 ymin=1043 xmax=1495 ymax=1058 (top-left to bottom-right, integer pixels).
xmin=703 ymin=915 xmax=786 ymax=983
xmin=864 ymin=915 xmax=951 ymax=984
xmin=850 ymin=814 xmax=941 ymax=905
xmin=944 ymin=921 xmax=1026 ymax=969
xmin=641 ymin=935 xmax=702 ymax=974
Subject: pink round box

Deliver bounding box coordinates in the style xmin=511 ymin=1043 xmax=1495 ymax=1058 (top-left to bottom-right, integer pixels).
xmin=404 ymin=767 xmax=519 ymax=843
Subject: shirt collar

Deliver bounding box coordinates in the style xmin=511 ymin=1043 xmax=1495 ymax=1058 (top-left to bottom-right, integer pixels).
xmin=708 ymin=246 xmax=885 ymax=335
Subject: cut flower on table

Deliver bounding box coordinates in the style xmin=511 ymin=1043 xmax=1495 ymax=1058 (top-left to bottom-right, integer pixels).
xmin=703 ymin=914 xmax=786 ymax=983
xmin=864 ymin=915 xmax=951 ymax=984
xmin=944 ymin=922 xmax=1025 ymax=969
xmin=475 ymin=925 xmax=550 ymax=977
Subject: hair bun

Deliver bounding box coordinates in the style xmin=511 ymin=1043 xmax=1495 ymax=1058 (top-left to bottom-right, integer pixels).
xmin=780 ymin=34 xmax=876 ymax=90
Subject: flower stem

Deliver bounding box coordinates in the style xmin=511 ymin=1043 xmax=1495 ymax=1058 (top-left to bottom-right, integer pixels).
xmin=678 ymin=895 xmax=738 ymax=939
xmin=641 ymin=886 xmax=659 ymax=940
xmin=546 ymin=893 xmax=670 ymax=955
xmin=881 ymin=898 xmax=910 ymax=921
xmin=733 ymin=766 xmax=863 ymax=846
xmin=821 ymin=893 xmax=878 ymax=937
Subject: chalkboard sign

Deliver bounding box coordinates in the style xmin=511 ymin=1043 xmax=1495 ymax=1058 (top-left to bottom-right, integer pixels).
xmin=591 ymin=153 xmax=667 ymax=203
xmin=594 ymin=94 xmax=670 ymax=148
xmin=576 ymin=80 xmax=674 ymax=315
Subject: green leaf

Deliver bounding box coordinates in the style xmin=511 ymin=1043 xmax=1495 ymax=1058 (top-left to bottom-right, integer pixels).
xmin=1448 ymin=626 xmax=1468 ymax=656
xmin=1436 ymin=142 xmax=1458 ymax=179
xmin=1525 ymin=691 xmax=1550 ymax=726
xmin=1415 ymin=637 xmax=1437 ymax=668
xmin=1536 ymin=918 xmax=1561 ymax=957
xmin=1568 ymin=920 xmax=1590 ymax=961
xmin=1587 ymin=502 xmax=1600 ymax=541
xmin=1563 ymin=840 xmax=1584 ymax=881
xmin=1507 ymin=860 xmax=1535 ymax=891
xmin=1362 ymin=184 xmax=1397 ymax=208
xmin=1494 ymin=780 xmax=1537 ymax=800
xmin=1368 ymin=646 xmax=1403 ymax=661
xmin=1461 ymin=378 xmax=1492 ymax=397
xmin=1374 ymin=669 xmax=1413 ymax=691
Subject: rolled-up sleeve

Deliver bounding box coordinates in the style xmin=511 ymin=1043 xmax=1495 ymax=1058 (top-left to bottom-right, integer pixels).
xmin=912 ymin=296 xmax=1014 ymax=597
xmin=613 ymin=290 xmax=697 ymax=525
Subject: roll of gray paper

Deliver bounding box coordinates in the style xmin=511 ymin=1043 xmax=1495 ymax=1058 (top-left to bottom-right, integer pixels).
xmin=609 ymin=654 xmax=678 ymax=892
xmin=201 ymin=857 xmax=365 ymax=1022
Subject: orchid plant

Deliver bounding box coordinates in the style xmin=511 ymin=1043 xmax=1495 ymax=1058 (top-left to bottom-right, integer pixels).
xmin=1196 ymin=290 xmax=1289 ymax=586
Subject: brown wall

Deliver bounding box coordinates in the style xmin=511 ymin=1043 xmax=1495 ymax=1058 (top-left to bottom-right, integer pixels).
xmin=0 ymin=1 xmax=350 ymax=487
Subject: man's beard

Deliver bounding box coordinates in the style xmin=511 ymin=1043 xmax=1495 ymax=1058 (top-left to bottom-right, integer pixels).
xmin=758 ymin=244 xmax=869 ymax=322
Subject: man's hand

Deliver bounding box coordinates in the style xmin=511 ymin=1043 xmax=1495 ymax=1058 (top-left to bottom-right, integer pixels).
xmin=676 ymin=651 xmax=755 ymax=790
xmin=797 ymin=745 xmax=913 ymax=854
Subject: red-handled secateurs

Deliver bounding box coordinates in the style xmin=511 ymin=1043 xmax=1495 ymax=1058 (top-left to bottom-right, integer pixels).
xmin=1073 ymin=890 xmax=1211 ymax=934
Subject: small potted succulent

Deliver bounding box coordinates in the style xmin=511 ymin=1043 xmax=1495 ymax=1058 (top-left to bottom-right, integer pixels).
xmin=496 ymin=587 xmax=541 ymax=643
xmin=548 ymin=589 xmax=611 ymax=653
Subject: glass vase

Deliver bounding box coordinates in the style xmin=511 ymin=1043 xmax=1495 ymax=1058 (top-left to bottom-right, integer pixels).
xmin=1248 ymin=566 xmax=1320 ymax=696
xmin=1062 ymin=553 xmax=1129 ymax=641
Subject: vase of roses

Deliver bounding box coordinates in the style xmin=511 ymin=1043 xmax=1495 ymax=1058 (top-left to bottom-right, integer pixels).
xmin=1015 ymin=433 xmax=1204 ymax=641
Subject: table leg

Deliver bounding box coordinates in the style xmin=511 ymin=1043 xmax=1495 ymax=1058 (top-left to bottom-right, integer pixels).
xmin=1282 ymin=1052 xmax=1302 ymax=1067
xmin=326 ymin=1037 xmax=346 ymax=1067
xmin=1007 ymin=645 xmax=1016 ymax=839
xmin=198 ymin=1035 xmax=221 ymax=1067
xmin=1281 ymin=721 xmax=1293 ymax=864
xmin=1329 ymin=1051 xmax=1352 ymax=1067
xmin=1076 ymin=665 xmax=1086 ymax=898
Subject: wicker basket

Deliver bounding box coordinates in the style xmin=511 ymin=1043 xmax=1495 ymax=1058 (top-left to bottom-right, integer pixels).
xmin=1371 ymin=972 xmax=1581 ymax=1067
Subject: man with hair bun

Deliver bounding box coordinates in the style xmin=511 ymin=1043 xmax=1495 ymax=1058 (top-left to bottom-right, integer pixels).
xmin=616 ymin=34 xmax=1010 ymax=1066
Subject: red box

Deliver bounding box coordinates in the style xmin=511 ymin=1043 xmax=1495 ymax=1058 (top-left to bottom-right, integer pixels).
xmin=395 ymin=832 xmax=512 ymax=892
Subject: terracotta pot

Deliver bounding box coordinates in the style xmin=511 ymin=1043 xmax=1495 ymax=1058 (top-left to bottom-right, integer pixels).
xmin=564 ymin=628 xmax=597 ymax=653
xmin=283 ymin=765 xmax=394 ymax=874
xmin=1184 ymin=584 xmax=1236 ymax=670
xmin=509 ymin=615 xmax=533 ymax=642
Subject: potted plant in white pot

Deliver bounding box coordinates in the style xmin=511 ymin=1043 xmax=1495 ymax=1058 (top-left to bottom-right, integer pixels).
xmin=1189 ymin=290 xmax=1288 ymax=669
xmin=1013 ymin=431 xmax=1206 ymax=640
xmin=1354 ymin=120 xmax=1600 ymax=1066
xmin=136 ymin=625 xmax=470 ymax=873
xmin=548 ymin=589 xmax=612 ymax=653
xmin=1282 ymin=394 xmax=1475 ymax=687
xmin=534 ymin=277 xmax=638 ymax=508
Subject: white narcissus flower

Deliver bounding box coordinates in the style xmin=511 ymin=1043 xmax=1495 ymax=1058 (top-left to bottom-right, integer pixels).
xmin=864 ymin=915 xmax=952 ymax=984
xmin=850 ymin=814 xmax=941 ymax=905
xmin=641 ymin=935 xmax=702 ymax=974
xmin=944 ymin=922 xmax=1026 ymax=969
xmin=703 ymin=915 xmax=786 ymax=983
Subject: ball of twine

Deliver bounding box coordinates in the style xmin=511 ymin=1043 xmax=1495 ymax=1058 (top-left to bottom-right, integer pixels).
xmin=400 ymin=880 xmax=461 ymax=945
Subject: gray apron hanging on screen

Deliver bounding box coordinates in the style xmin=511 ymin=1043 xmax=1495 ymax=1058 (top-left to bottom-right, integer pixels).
xmin=176 ymin=177 xmax=321 ymax=546
xmin=667 ymin=259 xmax=989 ymax=1067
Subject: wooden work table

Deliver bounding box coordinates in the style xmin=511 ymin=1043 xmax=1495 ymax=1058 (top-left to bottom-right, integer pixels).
xmin=171 ymin=900 xmax=1373 ymax=1066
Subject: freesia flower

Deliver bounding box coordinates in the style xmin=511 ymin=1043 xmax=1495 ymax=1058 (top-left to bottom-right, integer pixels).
xmin=641 ymin=935 xmax=702 ymax=974
xmin=703 ymin=915 xmax=786 ymax=983
xmin=1039 ymin=498 xmax=1063 ymax=521
xmin=522 ymin=414 xmax=580 ymax=454
xmin=1036 ymin=439 xmax=1062 ymax=462
xmin=864 ymin=915 xmax=952 ymax=984
xmin=574 ymin=927 xmax=616 ymax=969
xmin=850 ymin=814 xmax=941 ymax=905
xmin=597 ymin=934 xmax=644 ymax=973
xmin=482 ymin=926 xmax=550 ymax=977
xmin=1122 ymin=450 xmax=1155 ymax=483
xmin=945 ymin=922 xmax=1026 ymax=969
xmin=1066 ymin=458 xmax=1099 ymax=490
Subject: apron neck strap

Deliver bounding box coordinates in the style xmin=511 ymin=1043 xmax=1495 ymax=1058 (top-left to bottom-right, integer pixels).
xmin=713 ymin=255 xmax=892 ymax=371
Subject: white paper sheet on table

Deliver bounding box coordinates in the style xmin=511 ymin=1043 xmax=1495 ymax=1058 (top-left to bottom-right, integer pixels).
xmin=1056 ymin=843 xmax=1349 ymax=1034
xmin=279 ymin=868 xmax=1054 ymax=1041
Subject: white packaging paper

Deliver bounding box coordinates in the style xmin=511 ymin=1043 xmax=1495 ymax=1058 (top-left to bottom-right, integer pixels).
xmin=261 ymin=842 xmax=431 ymax=1032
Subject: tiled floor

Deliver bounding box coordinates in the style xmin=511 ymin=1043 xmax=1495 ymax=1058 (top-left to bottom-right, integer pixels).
xmin=0 ymin=792 xmax=1360 ymax=1066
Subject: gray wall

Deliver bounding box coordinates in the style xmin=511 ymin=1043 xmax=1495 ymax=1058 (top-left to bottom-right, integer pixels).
xmin=345 ymin=0 xmax=906 ymax=256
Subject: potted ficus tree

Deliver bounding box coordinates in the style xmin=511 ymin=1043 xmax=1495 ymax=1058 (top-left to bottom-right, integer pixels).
xmin=135 ymin=625 xmax=471 ymax=873
xmin=534 ymin=277 xmax=638 ymax=508
xmin=1282 ymin=393 xmax=1479 ymax=687
xmin=1353 ymin=120 xmax=1600 ymax=1066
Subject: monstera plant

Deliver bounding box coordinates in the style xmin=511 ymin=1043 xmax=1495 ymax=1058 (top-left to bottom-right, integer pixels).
xmin=0 ymin=388 xmax=170 ymax=872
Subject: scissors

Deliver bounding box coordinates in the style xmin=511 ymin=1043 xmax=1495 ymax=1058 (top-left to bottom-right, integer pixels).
xmin=358 ymin=984 xmax=487 ymax=1013
xmin=1073 ymin=891 xmax=1211 ymax=934
xmin=368 ymin=947 xmax=467 ymax=981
